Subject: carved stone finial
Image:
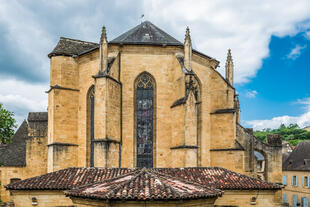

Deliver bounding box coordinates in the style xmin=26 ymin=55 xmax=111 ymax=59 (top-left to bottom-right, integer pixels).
xmin=100 ymin=26 xmax=107 ymax=44
xmin=225 ymin=48 xmax=234 ymax=86
xmin=185 ymin=26 xmax=191 ymax=42
xmin=226 ymin=49 xmax=233 ymax=65
xmin=184 ymin=27 xmax=192 ymax=71
xmin=99 ymin=26 xmax=108 ymax=71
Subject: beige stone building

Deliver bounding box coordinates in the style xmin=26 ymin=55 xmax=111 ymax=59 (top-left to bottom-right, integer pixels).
xmin=1 ymin=21 xmax=284 ymax=206
xmin=282 ymin=141 xmax=310 ymax=207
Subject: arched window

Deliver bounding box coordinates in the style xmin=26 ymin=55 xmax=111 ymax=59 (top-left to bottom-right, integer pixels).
xmin=135 ymin=73 xmax=155 ymax=168
xmin=87 ymin=86 xmax=95 ymax=167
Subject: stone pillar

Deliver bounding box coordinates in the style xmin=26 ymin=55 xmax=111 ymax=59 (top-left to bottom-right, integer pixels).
xmin=93 ymin=26 xmax=121 ymax=168
xmin=266 ymin=134 xmax=282 ymax=183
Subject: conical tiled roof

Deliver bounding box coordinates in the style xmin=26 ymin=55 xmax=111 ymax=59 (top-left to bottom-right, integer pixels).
xmin=110 ymin=21 xmax=182 ymax=46
xmin=65 ymin=168 xmax=222 ymax=201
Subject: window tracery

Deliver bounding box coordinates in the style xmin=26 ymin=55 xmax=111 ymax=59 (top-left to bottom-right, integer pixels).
xmin=135 ymin=73 xmax=155 ymax=168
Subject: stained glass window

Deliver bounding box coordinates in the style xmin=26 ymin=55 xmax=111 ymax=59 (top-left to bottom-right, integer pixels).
xmin=90 ymin=90 xmax=95 ymax=167
xmin=87 ymin=87 xmax=95 ymax=167
xmin=136 ymin=73 xmax=154 ymax=168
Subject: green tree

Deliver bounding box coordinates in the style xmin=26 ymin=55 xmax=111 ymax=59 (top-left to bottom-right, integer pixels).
xmin=254 ymin=123 xmax=310 ymax=146
xmin=0 ymin=103 xmax=16 ymax=145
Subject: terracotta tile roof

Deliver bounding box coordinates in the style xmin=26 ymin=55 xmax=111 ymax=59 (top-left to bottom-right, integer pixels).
xmin=65 ymin=168 xmax=222 ymax=201
xmin=6 ymin=167 xmax=280 ymax=191
xmin=155 ymin=167 xmax=280 ymax=190
xmin=6 ymin=168 xmax=133 ymax=190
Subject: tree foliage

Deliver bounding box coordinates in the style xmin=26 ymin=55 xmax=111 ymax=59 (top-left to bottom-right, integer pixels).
xmin=0 ymin=103 xmax=16 ymax=145
xmin=254 ymin=124 xmax=310 ymax=146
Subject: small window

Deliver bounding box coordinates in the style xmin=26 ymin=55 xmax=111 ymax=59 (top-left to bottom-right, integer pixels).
xmin=292 ymin=176 xmax=298 ymax=186
xmin=305 ymin=176 xmax=309 ymax=188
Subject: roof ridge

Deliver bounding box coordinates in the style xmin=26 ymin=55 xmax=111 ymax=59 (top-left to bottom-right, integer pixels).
xmin=104 ymin=168 xmax=144 ymax=199
xmin=148 ymin=169 xmax=183 ymax=199
xmin=60 ymin=37 xmax=98 ymax=45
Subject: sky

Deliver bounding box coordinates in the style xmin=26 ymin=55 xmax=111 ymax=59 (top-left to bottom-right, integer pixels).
xmin=0 ymin=0 xmax=310 ymax=130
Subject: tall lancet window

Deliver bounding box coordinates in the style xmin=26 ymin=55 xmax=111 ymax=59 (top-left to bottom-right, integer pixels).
xmin=87 ymin=86 xmax=95 ymax=167
xmin=135 ymin=73 xmax=155 ymax=168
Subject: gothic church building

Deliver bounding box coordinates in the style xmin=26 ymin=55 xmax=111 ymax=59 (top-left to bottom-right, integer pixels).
xmin=0 ymin=21 xmax=283 ymax=206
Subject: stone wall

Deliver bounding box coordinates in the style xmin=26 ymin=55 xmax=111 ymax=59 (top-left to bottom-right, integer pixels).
xmin=11 ymin=190 xmax=73 ymax=207
xmin=214 ymin=190 xmax=282 ymax=207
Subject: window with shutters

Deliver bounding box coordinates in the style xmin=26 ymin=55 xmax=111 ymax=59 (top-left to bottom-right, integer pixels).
xmin=135 ymin=72 xmax=155 ymax=168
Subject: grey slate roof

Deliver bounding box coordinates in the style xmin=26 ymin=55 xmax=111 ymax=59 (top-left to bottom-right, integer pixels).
xmin=110 ymin=21 xmax=183 ymax=46
xmin=48 ymin=37 xmax=98 ymax=58
xmin=0 ymin=112 xmax=48 ymax=167
xmin=0 ymin=120 xmax=28 ymax=166
xmin=254 ymin=151 xmax=265 ymax=161
xmin=48 ymin=21 xmax=218 ymax=64
xmin=283 ymin=141 xmax=310 ymax=171
xmin=28 ymin=112 xmax=48 ymax=122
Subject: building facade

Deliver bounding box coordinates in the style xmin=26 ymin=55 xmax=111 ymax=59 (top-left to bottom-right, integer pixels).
xmin=282 ymin=141 xmax=310 ymax=207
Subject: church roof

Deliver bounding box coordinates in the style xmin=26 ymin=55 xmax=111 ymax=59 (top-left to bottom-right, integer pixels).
xmin=48 ymin=37 xmax=98 ymax=58
xmin=65 ymin=168 xmax=222 ymax=201
xmin=283 ymin=141 xmax=310 ymax=171
xmin=48 ymin=21 xmax=218 ymax=63
xmin=6 ymin=167 xmax=280 ymax=191
xmin=110 ymin=21 xmax=183 ymax=46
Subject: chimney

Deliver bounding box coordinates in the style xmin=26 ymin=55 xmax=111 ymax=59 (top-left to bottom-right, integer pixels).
xmin=266 ymin=134 xmax=282 ymax=146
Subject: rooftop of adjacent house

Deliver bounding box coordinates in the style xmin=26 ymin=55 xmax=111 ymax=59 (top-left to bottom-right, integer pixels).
xmin=6 ymin=167 xmax=281 ymax=192
xmin=283 ymin=141 xmax=310 ymax=171
xmin=48 ymin=21 xmax=217 ymax=62
xmin=65 ymin=168 xmax=222 ymax=201
xmin=0 ymin=112 xmax=48 ymax=167
xmin=0 ymin=120 xmax=28 ymax=167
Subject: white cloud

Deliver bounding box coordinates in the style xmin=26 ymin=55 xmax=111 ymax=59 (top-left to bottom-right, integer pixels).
xmin=245 ymin=90 xmax=258 ymax=98
xmin=142 ymin=0 xmax=310 ymax=83
xmin=1 ymin=0 xmax=310 ymax=128
xmin=304 ymin=31 xmax=310 ymax=39
xmin=0 ymin=76 xmax=48 ymax=127
xmin=246 ymin=97 xmax=310 ymax=130
xmin=287 ymin=45 xmax=307 ymax=60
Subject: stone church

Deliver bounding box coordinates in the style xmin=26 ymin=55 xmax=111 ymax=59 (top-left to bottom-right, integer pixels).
xmin=0 ymin=21 xmax=283 ymax=206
